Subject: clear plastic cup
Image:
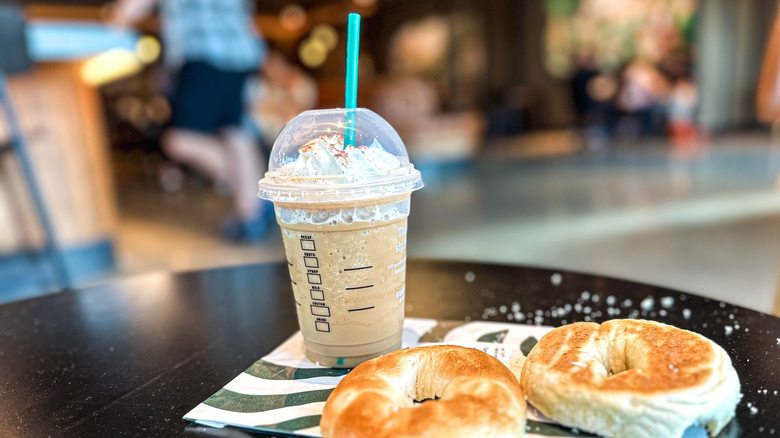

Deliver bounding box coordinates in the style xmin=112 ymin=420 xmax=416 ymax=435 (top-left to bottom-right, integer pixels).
xmin=258 ymin=108 xmax=423 ymax=367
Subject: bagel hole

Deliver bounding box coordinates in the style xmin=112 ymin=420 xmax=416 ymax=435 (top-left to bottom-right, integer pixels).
xmin=606 ymin=363 xmax=633 ymax=377
xmin=602 ymin=333 xmax=637 ymax=378
xmin=413 ymin=396 xmax=440 ymax=405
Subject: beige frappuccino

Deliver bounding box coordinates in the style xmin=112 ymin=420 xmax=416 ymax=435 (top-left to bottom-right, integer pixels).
xmin=258 ymin=109 xmax=423 ymax=367
xmin=276 ymin=196 xmax=409 ymax=367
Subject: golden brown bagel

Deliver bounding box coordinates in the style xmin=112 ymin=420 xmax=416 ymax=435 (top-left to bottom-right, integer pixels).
xmin=521 ymin=319 xmax=741 ymax=438
xmin=320 ymin=345 xmax=526 ymax=438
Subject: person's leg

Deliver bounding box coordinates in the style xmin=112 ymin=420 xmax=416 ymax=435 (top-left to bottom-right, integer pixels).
xmin=219 ymin=69 xmax=269 ymax=224
xmin=165 ymin=62 xmax=232 ymax=184
xmin=222 ymin=126 xmax=265 ymax=221
xmin=205 ymin=68 xmax=273 ymax=240
xmin=161 ymin=128 xmax=230 ymax=183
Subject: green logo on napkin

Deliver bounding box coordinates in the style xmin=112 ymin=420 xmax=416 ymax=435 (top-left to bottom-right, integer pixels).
xmin=477 ymin=329 xmax=509 ymax=343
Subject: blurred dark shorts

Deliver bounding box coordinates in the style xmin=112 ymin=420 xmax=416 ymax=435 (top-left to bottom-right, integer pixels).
xmin=170 ymin=61 xmax=248 ymax=134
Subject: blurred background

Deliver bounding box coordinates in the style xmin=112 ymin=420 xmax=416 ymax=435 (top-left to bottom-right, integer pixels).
xmin=2 ymin=0 xmax=780 ymax=315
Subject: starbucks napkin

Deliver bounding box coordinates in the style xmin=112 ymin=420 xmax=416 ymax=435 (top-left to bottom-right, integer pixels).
xmin=184 ymin=318 xmax=590 ymax=437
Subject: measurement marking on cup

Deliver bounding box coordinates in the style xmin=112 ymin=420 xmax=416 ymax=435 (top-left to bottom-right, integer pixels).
xmin=348 ymin=306 xmax=375 ymax=312
xmin=346 ymin=285 xmax=374 ymax=291
xmin=315 ymin=320 xmax=330 ymax=332
xmin=311 ymin=289 xmax=325 ymax=300
xmin=311 ymin=304 xmax=331 ymax=317
xmin=344 ymin=266 xmax=372 ymax=272
xmin=287 ymin=261 xmax=294 ymax=267
xmin=300 ymin=234 xmax=329 ymax=333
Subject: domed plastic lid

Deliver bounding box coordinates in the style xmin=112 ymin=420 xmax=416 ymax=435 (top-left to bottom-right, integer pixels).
xmin=258 ymin=108 xmax=423 ymax=203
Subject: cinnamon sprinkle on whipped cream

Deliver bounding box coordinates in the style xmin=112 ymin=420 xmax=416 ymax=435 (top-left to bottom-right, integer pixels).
xmin=276 ymin=134 xmax=402 ymax=179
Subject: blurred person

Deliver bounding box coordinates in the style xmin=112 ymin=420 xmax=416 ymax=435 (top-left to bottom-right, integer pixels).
xmin=371 ymin=75 xmax=484 ymax=167
xmin=570 ymin=52 xmax=615 ymax=150
xmin=571 ymin=52 xmax=599 ymax=124
xmin=248 ymin=50 xmax=318 ymax=149
xmin=113 ymin=0 xmax=270 ymax=241
xmin=616 ymin=60 xmax=668 ymax=138
xmin=666 ymin=77 xmax=700 ymax=148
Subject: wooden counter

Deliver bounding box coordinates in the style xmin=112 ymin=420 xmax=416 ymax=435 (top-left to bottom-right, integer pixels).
xmin=0 ymin=62 xmax=117 ymax=294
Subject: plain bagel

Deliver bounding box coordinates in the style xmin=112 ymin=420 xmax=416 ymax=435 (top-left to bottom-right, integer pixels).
xmin=320 ymin=345 xmax=527 ymax=438
xmin=521 ymin=319 xmax=741 ymax=438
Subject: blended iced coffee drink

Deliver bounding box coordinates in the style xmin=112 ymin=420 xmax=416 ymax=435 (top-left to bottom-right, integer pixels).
xmin=258 ymin=109 xmax=423 ymax=368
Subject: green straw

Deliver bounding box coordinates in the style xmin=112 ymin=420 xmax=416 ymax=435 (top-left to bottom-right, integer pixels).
xmin=344 ymin=13 xmax=361 ymax=148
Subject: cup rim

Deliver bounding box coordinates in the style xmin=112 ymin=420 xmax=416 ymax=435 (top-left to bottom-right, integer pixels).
xmin=258 ymin=166 xmax=423 ymax=204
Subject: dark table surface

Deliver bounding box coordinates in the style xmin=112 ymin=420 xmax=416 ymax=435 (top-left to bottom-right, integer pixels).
xmin=0 ymin=260 xmax=778 ymax=437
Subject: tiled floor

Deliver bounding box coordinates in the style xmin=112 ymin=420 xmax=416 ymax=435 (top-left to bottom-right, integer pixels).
xmin=114 ymin=132 xmax=780 ymax=314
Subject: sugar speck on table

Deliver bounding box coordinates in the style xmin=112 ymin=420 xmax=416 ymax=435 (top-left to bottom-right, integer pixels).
xmin=551 ymin=273 xmax=562 ymax=286
xmin=464 ymin=271 xmax=476 ymax=283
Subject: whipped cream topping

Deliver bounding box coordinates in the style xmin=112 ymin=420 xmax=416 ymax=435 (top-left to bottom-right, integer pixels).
xmin=276 ymin=135 xmax=402 ymax=179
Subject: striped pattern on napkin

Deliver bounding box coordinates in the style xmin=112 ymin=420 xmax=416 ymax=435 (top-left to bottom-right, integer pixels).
xmin=184 ymin=318 xmax=591 ymax=437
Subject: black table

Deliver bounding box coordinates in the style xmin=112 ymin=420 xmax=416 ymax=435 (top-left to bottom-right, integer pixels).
xmin=1 ymin=260 xmax=778 ymax=437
